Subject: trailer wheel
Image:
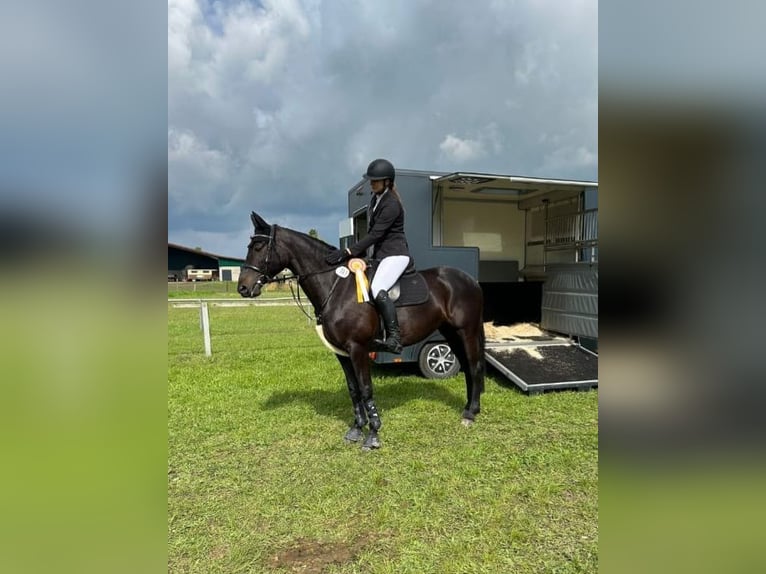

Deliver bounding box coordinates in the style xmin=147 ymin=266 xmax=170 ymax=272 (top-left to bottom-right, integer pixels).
xmin=418 ymin=342 xmax=460 ymax=379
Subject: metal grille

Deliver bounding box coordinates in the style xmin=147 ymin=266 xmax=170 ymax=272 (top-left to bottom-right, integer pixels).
xmin=544 ymin=209 xmax=598 ymax=261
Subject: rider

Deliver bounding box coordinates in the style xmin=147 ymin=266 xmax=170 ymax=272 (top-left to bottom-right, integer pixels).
xmin=325 ymin=158 xmax=411 ymax=353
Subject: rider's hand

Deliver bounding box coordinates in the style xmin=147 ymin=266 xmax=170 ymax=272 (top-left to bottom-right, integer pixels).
xmin=325 ymin=248 xmax=350 ymax=265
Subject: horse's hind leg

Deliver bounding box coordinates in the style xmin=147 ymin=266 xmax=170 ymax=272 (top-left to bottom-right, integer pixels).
xmin=336 ymin=355 xmax=367 ymax=443
xmin=438 ymin=325 xmax=473 ymax=410
xmin=448 ymin=325 xmax=485 ymax=422
xmin=464 ymin=324 xmax=486 ymax=420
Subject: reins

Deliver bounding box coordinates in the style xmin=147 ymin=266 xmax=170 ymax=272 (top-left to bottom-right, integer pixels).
xmin=240 ymin=224 xmax=347 ymax=322
xmin=282 ymin=268 xmax=344 ymax=322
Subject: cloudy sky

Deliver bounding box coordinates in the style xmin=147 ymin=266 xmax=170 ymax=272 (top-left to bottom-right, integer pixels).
xmin=168 ymin=0 xmax=597 ymax=258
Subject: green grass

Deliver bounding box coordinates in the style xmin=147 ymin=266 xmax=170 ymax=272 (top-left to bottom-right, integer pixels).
xmin=168 ymin=305 xmax=598 ymax=573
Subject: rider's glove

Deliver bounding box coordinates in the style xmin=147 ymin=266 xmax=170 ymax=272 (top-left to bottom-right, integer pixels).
xmin=325 ymin=248 xmax=350 ymax=265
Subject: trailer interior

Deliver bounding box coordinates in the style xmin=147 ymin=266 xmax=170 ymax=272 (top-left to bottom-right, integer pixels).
xmin=430 ymin=173 xmax=598 ymax=393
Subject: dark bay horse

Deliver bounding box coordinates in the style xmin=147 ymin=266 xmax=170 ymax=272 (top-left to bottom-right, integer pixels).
xmin=237 ymin=211 xmax=485 ymax=450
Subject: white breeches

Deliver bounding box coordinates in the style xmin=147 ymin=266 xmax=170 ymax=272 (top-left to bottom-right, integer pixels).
xmin=370 ymin=256 xmax=410 ymax=295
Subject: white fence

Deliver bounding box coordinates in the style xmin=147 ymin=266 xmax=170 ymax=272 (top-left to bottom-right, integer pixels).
xmin=168 ymin=297 xmax=296 ymax=308
xmin=169 ymin=298 xmax=304 ymax=356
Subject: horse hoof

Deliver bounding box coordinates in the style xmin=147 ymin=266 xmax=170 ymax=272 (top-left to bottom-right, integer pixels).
xmin=344 ymin=427 xmax=364 ymax=443
xmin=361 ymin=435 xmax=381 ymax=451
xmin=461 ymin=418 xmax=474 ymax=427
xmin=461 ymin=409 xmax=478 ymax=421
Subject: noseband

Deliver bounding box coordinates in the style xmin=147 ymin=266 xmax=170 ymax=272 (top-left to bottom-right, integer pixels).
xmin=240 ymin=224 xmax=277 ymax=286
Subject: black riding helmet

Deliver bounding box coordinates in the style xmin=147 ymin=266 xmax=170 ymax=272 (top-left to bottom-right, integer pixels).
xmin=363 ymin=158 xmax=395 ymax=182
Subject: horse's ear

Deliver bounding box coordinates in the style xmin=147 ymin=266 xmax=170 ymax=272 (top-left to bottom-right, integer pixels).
xmin=251 ymin=211 xmax=269 ymax=230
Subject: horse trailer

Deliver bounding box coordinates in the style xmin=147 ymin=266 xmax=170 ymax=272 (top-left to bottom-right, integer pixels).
xmin=185 ymin=268 xmax=217 ymax=282
xmin=339 ymin=169 xmax=598 ymax=393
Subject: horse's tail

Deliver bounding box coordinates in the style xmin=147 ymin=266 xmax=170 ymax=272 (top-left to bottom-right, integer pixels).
xmin=477 ymin=312 xmax=486 ymax=393
xmin=476 ymin=279 xmax=486 ymax=352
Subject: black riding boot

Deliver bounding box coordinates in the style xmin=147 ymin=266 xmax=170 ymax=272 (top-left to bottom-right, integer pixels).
xmin=372 ymin=290 xmax=402 ymax=354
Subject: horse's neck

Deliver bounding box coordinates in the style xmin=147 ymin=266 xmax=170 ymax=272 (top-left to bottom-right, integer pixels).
xmin=280 ymin=230 xmax=335 ymax=309
xmin=280 ymin=229 xmax=325 ymax=277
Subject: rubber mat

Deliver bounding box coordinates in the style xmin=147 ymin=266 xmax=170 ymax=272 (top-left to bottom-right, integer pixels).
xmin=486 ymin=344 xmax=597 ymax=387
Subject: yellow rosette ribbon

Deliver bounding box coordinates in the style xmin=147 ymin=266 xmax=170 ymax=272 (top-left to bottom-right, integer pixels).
xmin=347 ymin=258 xmax=370 ymax=303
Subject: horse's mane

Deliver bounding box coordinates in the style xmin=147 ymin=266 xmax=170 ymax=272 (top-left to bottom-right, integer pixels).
xmin=281 ymin=226 xmax=337 ymax=253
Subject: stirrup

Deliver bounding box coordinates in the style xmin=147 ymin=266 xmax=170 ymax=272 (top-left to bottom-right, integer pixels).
xmin=372 ymin=337 xmax=402 ymax=354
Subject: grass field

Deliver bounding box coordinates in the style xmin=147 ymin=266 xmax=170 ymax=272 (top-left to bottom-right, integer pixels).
xmin=168 ymin=304 xmax=598 ymax=573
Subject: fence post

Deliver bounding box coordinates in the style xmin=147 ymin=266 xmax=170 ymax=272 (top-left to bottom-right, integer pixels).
xmin=200 ymin=302 xmax=212 ymax=356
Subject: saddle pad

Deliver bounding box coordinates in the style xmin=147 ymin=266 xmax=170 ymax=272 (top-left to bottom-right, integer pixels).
xmin=389 ymin=272 xmax=429 ymax=307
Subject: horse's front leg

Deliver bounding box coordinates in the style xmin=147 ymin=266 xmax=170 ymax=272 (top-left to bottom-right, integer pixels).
xmin=336 ymin=354 xmax=367 ymax=443
xmin=349 ymin=345 xmax=382 ymax=450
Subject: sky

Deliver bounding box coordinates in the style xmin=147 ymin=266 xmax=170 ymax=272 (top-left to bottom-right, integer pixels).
xmin=168 ymin=0 xmax=598 ymax=258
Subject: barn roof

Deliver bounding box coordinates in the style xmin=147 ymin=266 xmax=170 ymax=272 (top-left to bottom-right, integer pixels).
xmin=168 ymin=243 xmax=244 ymax=264
xmin=168 ymin=243 xmax=239 ymax=260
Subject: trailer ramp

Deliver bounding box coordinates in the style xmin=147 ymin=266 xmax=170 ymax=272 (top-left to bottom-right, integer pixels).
xmin=485 ymin=334 xmax=597 ymax=394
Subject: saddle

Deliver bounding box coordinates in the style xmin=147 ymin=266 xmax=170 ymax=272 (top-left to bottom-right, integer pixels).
xmin=364 ymin=260 xmax=429 ymax=307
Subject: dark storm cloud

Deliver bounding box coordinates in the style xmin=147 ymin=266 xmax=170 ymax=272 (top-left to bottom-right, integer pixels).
xmin=169 ymin=0 xmax=597 ymax=255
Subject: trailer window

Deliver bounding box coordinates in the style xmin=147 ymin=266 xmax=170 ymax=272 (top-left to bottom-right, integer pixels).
xmin=353 ymin=212 xmax=367 ymax=243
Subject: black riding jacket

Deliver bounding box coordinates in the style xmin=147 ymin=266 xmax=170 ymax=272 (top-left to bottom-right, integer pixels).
xmin=348 ymin=190 xmax=411 ymax=260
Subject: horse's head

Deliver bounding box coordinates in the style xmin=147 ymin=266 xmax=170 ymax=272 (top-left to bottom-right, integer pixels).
xmin=237 ymin=211 xmax=284 ymax=298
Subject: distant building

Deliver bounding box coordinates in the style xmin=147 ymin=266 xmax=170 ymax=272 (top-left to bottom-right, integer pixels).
xmin=168 ymin=243 xmax=245 ymax=281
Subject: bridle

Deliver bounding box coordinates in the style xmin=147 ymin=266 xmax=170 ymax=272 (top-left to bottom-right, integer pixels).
xmin=239 ymin=225 xmax=346 ymax=321
xmin=240 ymin=224 xmax=277 ymax=287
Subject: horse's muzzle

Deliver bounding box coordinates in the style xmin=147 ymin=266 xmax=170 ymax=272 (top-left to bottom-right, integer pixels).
xmin=237 ymin=282 xmax=262 ymax=298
